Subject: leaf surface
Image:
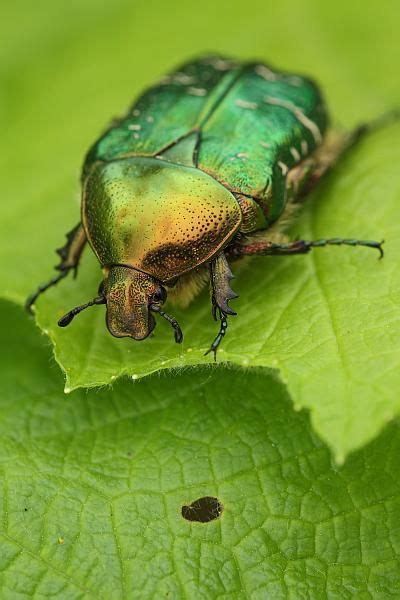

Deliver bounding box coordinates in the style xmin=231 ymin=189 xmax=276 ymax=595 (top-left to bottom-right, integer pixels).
xmin=1 ymin=301 xmax=400 ymax=598
xmin=2 ymin=0 xmax=400 ymax=459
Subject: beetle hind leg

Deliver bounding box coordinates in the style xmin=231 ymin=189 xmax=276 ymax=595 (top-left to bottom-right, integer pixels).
xmin=289 ymin=109 xmax=400 ymax=202
xmin=232 ymin=237 xmax=384 ymax=259
xmin=26 ymin=223 xmax=87 ymax=313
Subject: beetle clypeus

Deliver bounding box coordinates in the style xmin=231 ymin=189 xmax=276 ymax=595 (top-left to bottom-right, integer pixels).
xmin=27 ymin=54 xmax=388 ymax=357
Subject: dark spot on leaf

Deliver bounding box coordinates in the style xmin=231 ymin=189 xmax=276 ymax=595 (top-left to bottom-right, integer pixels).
xmin=181 ymin=496 xmax=223 ymax=523
xmin=24 ymin=508 xmax=28 ymax=512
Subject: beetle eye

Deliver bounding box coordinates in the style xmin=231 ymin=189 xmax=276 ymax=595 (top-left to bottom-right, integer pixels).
xmin=152 ymin=287 xmax=167 ymax=304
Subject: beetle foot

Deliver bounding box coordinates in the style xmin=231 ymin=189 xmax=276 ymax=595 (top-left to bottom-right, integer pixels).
xmin=204 ymin=346 xmax=218 ymax=362
xmin=204 ymin=310 xmax=228 ymax=361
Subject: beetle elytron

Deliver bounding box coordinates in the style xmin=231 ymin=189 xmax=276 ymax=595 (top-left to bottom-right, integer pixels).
xmin=27 ymin=54 xmax=385 ymax=356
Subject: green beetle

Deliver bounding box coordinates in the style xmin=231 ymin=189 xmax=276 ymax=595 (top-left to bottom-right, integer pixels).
xmin=27 ymin=54 xmax=385 ymax=356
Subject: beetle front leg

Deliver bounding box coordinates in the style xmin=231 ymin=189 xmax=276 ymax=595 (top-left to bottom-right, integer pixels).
xmin=205 ymin=252 xmax=238 ymax=359
xmin=205 ymin=307 xmax=229 ymax=361
xmin=210 ymin=252 xmax=238 ymax=315
xmin=232 ymin=238 xmax=384 ymax=258
xmin=26 ymin=223 xmax=87 ymax=313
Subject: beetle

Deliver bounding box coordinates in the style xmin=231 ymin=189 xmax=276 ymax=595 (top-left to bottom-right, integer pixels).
xmin=27 ymin=54 xmax=386 ymax=357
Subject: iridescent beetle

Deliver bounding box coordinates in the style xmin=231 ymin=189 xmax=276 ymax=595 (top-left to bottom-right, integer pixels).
xmin=27 ymin=55 xmax=385 ymax=356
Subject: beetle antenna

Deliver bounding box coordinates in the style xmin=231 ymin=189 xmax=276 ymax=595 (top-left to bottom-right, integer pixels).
xmin=58 ymin=296 xmax=106 ymax=327
xmin=150 ymin=304 xmax=183 ymax=343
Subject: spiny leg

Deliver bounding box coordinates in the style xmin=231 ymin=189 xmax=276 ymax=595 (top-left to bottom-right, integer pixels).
xmin=205 ymin=253 xmax=238 ymax=359
xmin=232 ymin=238 xmax=384 ymax=258
xmin=210 ymin=252 xmax=238 ymax=315
xmin=26 ymin=223 xmax=87 ymax=313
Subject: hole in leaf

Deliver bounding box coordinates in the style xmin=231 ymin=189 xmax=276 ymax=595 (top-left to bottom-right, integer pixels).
xmin=181 ymin=496 xmax=223 ymax=523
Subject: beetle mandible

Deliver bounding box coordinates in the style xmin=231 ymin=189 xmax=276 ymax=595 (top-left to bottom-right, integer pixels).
xmin=27 ymin=54 xmax=387 ymax=357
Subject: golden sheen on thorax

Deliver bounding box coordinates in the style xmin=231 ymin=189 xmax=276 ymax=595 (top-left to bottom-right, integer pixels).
xmin=82 ymin=157 xmax=242 ymax=282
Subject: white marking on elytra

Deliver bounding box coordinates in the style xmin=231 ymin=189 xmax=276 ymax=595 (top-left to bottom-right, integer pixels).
xmin=203 ymin=57 xmax=235 ymax=70
xmin=229 ymin=152 xmax=249 ymax=161
xmin=158 ymin=75 xmax=173 ymax=85
xmin=132 ymin=109 xmax=141 ymax=116
xmin=235 ymin=99 xmax=258 ymax=110
xmin=128 ymin=124 xmax=141 ymax=131
xmin=301 ymin=139 xmax=309 ymax=155
xmin=264 ymin=95 xmax=322 ymax=144
xmin=259 ymin=141 xmax=271 ymax=148
xmin=146 ymin=115 xmax=154 ymax=123
xmin=133 ymin=133 xmax=140 ymax=139
xmin=255 ymin=65 xmax=304 ymax=87
xmin=290 ymin=146 xmax=301 ymax=161
xmin=255 ymin=64 xmax=279 ymax=81
xmin=278 ymin=161 xmax=289 ymax=175
xmin=172 ymin=72 xmax=196 ymax=85
xmin=286 ymin=75 xmax=303 ymax=87
xmin=187 ymin=86 xmax=207 ymax=96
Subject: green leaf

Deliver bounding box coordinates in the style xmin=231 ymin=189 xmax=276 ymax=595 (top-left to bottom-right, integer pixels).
xmin=1 ymin=300 xmax=400 ymax=598
xmin=2 ymin=0 xmax=400 ymax=460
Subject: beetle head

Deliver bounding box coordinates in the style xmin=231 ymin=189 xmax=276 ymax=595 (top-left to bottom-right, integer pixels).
xmin=58 ymin=264 xmax=183 ymax=343
xmin=103 ymin=265 xmax=183 ymax=343
xmin=103 ymin=266 xmax=164 ymax=340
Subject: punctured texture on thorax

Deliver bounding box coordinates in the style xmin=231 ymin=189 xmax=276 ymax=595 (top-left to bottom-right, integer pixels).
xmin=82 ymin=157 xmax=241 ymax=282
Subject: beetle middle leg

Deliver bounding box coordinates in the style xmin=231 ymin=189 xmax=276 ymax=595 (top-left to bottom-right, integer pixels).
xmin=26 ymin=223 xmax=87 ymax=313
